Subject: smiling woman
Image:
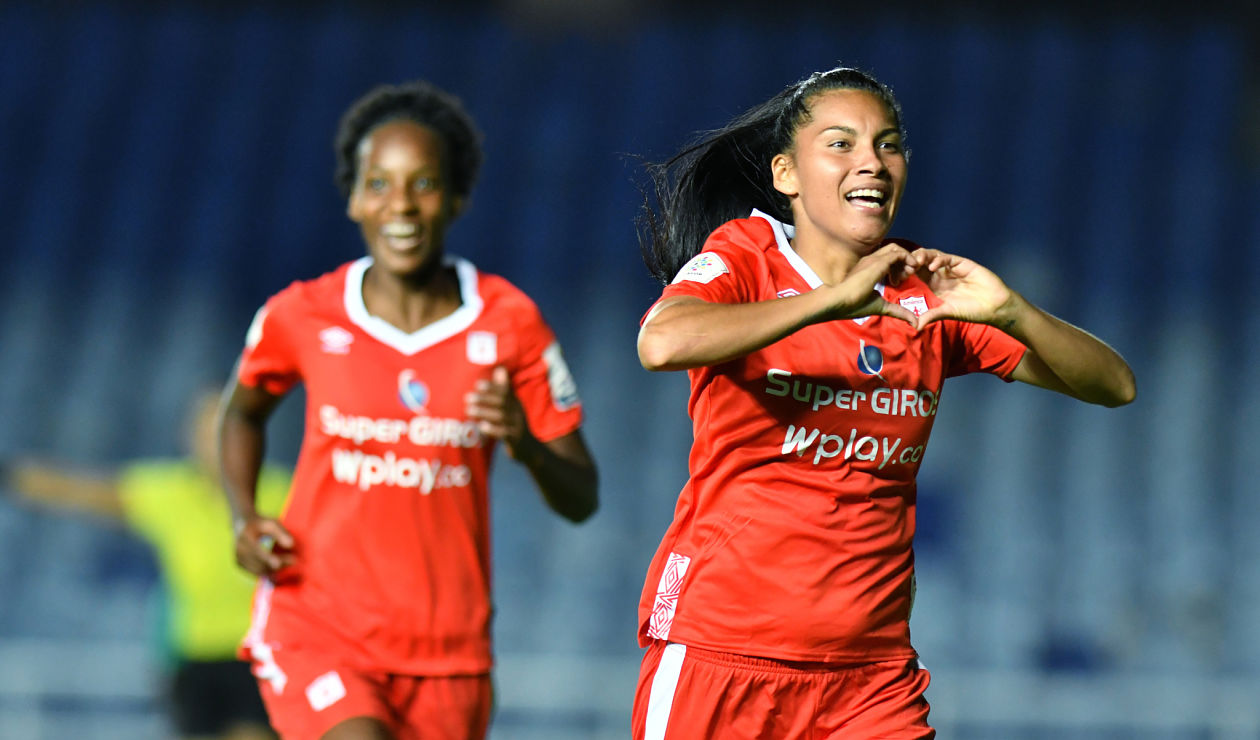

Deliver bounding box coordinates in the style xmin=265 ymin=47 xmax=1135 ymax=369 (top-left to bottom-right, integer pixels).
xmin=630 ymin=66 xmax=1135 ymax=739
xmin=216 ymin=81 xmax=599 ymax=740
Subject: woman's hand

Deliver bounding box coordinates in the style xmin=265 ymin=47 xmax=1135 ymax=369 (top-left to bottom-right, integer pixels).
xmin=465 ymin=366 xmax=599 ymax=522
xmin=465 ymin=366 xmax=532 ymax=457
xmin=902 ymin=248 xmax=1135 ymax=406
xmin=904 ymin=248 xmax=1014 ymax=329
xmin=820 ymin=242 xmax=920 ymax=325
xmin=233 ymin=514 xmax=296 ymax=578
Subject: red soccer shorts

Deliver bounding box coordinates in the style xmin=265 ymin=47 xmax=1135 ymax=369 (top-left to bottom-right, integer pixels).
xmin=249 ymin=643 xmax=491 ymax=740
xmin=632 ymin=641 xmax=934 ymax=739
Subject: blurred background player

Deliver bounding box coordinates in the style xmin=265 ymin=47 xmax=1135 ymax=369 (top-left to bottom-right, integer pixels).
xmin=4 ymin=388 xmax=289 ymax=740
xmin=218 ymin=80 xmax=599 ymax=740
xmin=631 ymin=66 xmax=1136 ymax=738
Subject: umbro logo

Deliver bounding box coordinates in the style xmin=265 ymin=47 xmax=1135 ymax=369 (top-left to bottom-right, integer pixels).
xmin=319 ymin=326 xmax=354 ymax=354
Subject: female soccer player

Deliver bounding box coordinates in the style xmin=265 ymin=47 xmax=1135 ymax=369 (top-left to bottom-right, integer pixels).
xmin=219 ymin=80 xmax=598 ymax=740
xmin=631 ymin=66 xmax=1135 ymax=738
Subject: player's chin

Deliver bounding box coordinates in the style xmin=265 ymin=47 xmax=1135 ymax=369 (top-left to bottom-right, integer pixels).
xmin=390 ymin=254 xmax=444 ymax=283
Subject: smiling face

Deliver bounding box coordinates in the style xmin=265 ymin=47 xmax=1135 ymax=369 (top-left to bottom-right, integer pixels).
xmin=771 ymin=88 xmax=908 ymax=254
xmin=347 ymin=119 xmax=461 ymax=282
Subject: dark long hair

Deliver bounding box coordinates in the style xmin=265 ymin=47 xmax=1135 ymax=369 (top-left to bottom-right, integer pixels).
xmin=637 ymin=66 xmax=908 ymax=285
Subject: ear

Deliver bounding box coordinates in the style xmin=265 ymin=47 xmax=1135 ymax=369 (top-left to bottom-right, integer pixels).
xmin=346 ymin=187 xmax=362 ymax=221
xmin=771 ymin=152 xmax=798 ymax=197
xmin=448 ymin=195 xmax=466 ymax=219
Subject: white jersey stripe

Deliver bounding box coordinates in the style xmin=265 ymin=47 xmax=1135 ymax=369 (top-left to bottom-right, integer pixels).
xmin=644 ymin=643 xmax=687 ymax=740
xmin=242 ymin=577 xmax=274 ymax=651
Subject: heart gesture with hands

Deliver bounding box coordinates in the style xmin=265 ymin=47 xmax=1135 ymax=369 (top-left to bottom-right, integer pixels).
xmin=827 ymin=242 xmax=921 ymax=326
xmin=901 ymin=247 xmax=1016 ymax=331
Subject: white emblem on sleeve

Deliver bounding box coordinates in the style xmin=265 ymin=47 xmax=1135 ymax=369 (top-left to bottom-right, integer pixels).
xmin=542 ymin=341 xmax=580 ymax=411
xmin=467 ymin=331 xmax=498 ymax=365
xmin=244 ymin=306 xmax=268 ymax=350
xmin=670 ymin=252 xmax=729 ymax=285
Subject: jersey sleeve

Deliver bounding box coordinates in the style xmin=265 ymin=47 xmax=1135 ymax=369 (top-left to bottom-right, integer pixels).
xmin=649 ymin=221 xmax=768 ymax=315
xmin=942 ymin=318 xmax=1028 ymax=380
xmin=235 ymin=289 xmax=303 ymax=396
xmin=507 ymin=300 xmax=584 ymax=444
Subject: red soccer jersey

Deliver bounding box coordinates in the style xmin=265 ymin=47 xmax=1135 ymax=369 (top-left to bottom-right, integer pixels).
xmin=638 ymin=212 xmax=1026 ymax=663
xmin=237 ymin=256 xmax=583 ymax=676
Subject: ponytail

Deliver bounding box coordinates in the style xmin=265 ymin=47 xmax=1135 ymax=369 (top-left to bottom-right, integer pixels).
xmin=637 ymin=66 xmax=906 ymax=285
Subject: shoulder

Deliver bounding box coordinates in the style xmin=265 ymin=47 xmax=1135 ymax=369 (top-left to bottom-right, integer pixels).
xmin=117 ymin=459 xmax=196 ymax=496
xmin=120 ymin=458 xmax=192 ymax=480
xmin=671 ymin=216 xmax=777 ymax=283
xmin=468 ymin=262 xmax=543 ymax=319
xmin=705 ymin=216 xmax=778 ymax=258
xmin=253 ymin=261 xmax=358 ymax=339
xmin=270 ymin=261 xmax=357 ymax=310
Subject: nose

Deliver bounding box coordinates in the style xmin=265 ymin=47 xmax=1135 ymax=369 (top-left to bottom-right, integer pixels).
xmin=855 ymin=141 xmax=888 ymax=176
xmin=388 ymin=184 xmax=419 ymax=213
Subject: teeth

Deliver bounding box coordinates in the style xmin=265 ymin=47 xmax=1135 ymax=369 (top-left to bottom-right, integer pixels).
xmin=382 ymin=223 xmax=418 ymax=237
xmin=846 ymin=188 xmax=886 ymax=200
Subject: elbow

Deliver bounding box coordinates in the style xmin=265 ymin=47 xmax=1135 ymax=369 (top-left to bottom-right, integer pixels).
xmin=564 ymin=484 xmax=599 ymax=524
xmin=1107 ymin=371 xmax=1138 ymax=408
xmin=637 ymin=330 xmax=680 ymax=372
xmin=1094 ymin=368 xmax=1137 ymax=408
xmin=569 ymin=495 xmax=598 ymax=524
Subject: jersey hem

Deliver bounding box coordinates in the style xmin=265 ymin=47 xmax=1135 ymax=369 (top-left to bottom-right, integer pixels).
xmin=640 ymin=630 xmax=918 ymax=666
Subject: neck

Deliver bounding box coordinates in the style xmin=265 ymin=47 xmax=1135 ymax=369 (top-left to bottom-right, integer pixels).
xmin=362 ymin=261 xmax=462 ymax=333
xmin=789 ymin=222 xmax=871 ymax=285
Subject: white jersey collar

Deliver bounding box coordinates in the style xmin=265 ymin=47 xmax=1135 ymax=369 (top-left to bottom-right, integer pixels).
xmin=750 ymin=208 xmax=820 ymax=289
xmin=749 ymin=209 xmax=884 ymax=324
xmin=344 ymin=255 xmax=484 ymax=355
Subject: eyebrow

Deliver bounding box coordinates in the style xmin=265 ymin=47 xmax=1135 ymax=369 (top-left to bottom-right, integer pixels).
xmin=362 ymin=164 xmax=441 ymax=174
xmin=820 ymin=125 xmax=901 ymax=139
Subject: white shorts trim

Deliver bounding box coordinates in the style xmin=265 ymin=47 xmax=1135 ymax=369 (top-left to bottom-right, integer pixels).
xmin=644 ymin=643 xmax=687 ymax=740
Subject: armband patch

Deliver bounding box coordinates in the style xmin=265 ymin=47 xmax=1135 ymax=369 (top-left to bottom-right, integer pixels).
xmin=671 ymin=252 xmax=728 ymax=285
xmin=244 ymin=306 xmax=268 ymax=349
xmin=543 ymin=341 xmax=580 ymax=411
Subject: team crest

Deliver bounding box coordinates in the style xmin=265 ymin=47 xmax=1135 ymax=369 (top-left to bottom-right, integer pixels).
xmin=899 ymin=295 xmax=928 ymax=316
xmin=319 ymin=326 xmax=354 ymax=354
xmin=398 ymin=369 xmax=429 ymax=412
xmin=671 ymin=252 xmax=729 ymax=285
xmin=466 ymin=331 xmax=498 ymax=365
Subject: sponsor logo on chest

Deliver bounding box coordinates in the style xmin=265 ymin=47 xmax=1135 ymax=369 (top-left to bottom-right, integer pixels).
xmin=761 ymin=339 xmax=940 ymax=469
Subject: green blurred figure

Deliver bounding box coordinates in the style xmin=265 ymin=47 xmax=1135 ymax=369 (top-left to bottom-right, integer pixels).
xmin=6 ymin=389 xmax=290 ymax=740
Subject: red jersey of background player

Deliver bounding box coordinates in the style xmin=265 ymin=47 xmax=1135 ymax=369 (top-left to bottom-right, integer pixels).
xmin=638 ymin=211 xmax=1026 ymax=663
xmin=237 ymin=255 xmax=582 ymax=677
